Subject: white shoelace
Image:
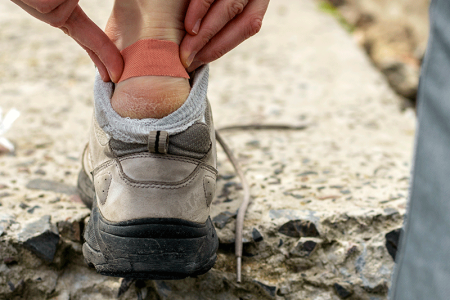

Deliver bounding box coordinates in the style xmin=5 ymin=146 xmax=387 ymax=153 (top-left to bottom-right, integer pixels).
xmin=216 ymin=123 xmax=308 ymax=283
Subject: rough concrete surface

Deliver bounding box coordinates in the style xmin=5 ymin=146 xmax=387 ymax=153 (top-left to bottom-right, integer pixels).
xmin=0 ymin=0 xmax=415 ymax=299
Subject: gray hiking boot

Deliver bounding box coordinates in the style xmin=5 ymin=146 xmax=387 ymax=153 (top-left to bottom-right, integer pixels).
xmin=77 ymin=101 xmax=219 ymax=279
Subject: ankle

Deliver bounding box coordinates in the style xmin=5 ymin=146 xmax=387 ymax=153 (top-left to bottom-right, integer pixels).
xmin=106 ymin=0 xmax=191 ymax=119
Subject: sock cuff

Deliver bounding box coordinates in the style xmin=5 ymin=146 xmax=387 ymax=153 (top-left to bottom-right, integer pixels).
xmin=94 ymin=65 xmax=209 ymax=144
xmin=119 ymin=39 xmax=189 ymax=82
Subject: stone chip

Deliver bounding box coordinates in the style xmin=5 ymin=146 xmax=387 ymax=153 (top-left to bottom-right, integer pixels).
xmin=212 ymin=211 xmax=236 ymax=229
xmin=252 ymin=228 xmax=264 ymax=242
xmin=385 ymin=228 xmax=403 ymax=260
xmin=333 ymin=282 xmax=353 ymax=299
xmin=278 ymin=219 xmax=320 ymax=238
xmin=26 ymin=179 xmax=77 ymax=195
xmin=17 ymin=215 xmax=60 ymax=263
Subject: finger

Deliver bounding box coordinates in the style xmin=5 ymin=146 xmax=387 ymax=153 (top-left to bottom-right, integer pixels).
xmin=180 ymin=0 xmax=249 ymax=68
xmin=77 ymin=41 xmax=110 ymax=82
xmin=61 ymin=5 xmax=124 ymax=82
xmin=21 ymin=0 xmax=67 ymax=13
xmin=184 ymin=0 xmax=215 ymax=35
xmin=186 ymin=0 xmax=269 ymax=72
xmin=186 ymin=60 xmax=204 ymax=73
xmin=47 ymin=0 xmax=79 ymax=27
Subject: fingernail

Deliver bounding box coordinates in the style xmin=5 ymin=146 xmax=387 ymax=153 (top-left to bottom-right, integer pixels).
xmin=192 ymin=19 xmax=201 ymax=35
xmin=100 ymin=69 xmax=108 ymax=82
xmin=186 ymin=51 xmax=197 ymax=68
xmin=107 ymin=71 xmax=114 ymax=82
xmin=187 ymin=60 xmax=204 ymax=73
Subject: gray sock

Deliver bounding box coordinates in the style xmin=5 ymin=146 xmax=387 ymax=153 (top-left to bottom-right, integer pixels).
xmin=94 ymin=65 xmax=209 ymax=144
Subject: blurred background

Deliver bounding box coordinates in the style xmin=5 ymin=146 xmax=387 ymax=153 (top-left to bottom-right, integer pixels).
xmin=323 ymin=0 xmax=430 ymax=105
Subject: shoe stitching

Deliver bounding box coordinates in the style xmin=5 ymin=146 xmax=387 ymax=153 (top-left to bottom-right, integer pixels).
xmin=119 ymin=153 xmax=200 ymax=165
xmin=92 ymin=153 xmax=217 ymax=178
xmin=115 ymin=160 xmax=207 ymax=189
xmin=92 ymin=158 xmax=216 ymax=190
xmin=92 ymin=160 xmax=115 ymax=175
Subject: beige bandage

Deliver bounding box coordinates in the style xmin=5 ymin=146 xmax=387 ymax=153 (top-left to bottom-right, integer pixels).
xmin=118 ymin=39 xmax=189 ymax=83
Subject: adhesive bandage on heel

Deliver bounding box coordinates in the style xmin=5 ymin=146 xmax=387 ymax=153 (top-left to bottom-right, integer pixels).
xmin=118 ymin=39 xmax=189 ymax=83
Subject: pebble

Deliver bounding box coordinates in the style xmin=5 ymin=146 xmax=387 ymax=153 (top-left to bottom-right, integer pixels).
xmin=49 ymin=197 xmax=61 ymax=203
xmin=330 ymin=185 xmax=344 ymax=189
xmin=219 ymin=174 xmax=235 ymax=180
xmin=283 ymin=191 xmax=305 ymax=199
xmin=333 ymin=283 xmax=353 ymax=299
xmin=252 ymin=228 xmax=264 ymax=242
xmin=19 ymin=202 xmax=29 ymax=209
xmin=212 ymin=211 xmax=236 ymax=229
xmin=385 ymin=228 xmax=402 ymax=260
xmin=0 ymin=192 xmax=11 ymax=198
xmin=268 ymin=177 xmax=281 ymax=185
xmin=218 ymin=181 xmax=242 ymax=199
xmin=27 ymin=205 xmax=40 ymax=214
xmin=318 ymin=195 xmax=341 ymax=200
xmin=26 ymin=179 xmax=77 ymax=195
xmin=16 ymin=215 xmax=60 ymax=263
xmin=254 ymin=280 xmax=277 ymax=298
xmin=246 ymin=140 xmax=261 ymax=148
xmin=298 ymin=171 xmax=318 ymax=176
xmin=278 ymin=220 xmax=320 ymax=238
xmin=34 ymin=169 xmax=46 ymax=175
xmin=290 ymin=239 xmax=320 ymax=257
xmin=0 ymin=213 xmax=15 ymax=236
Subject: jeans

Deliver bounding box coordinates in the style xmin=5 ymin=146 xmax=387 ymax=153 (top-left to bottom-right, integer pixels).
xmin=390 ymin=0 xmax=450 ymax=299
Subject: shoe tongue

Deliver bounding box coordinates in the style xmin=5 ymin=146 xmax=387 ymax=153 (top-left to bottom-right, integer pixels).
xmin=109 ymin=122 xmax=211 ymax=159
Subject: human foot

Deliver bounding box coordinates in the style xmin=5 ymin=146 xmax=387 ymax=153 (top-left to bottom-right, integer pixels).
xmin=106 ymin=0 xmax=191 ymax=119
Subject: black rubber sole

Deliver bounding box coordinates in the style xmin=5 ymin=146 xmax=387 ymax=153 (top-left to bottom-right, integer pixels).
xmin=77 ymin=170 xmax=219 ymax=279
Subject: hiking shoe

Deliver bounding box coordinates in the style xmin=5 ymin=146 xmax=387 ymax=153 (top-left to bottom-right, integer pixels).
xmin=77 ymin=101 xmax=219 ymax=279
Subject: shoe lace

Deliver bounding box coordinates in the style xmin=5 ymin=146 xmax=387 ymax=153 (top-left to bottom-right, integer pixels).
xmin=215 ymin=124 xmax=307 ymax=283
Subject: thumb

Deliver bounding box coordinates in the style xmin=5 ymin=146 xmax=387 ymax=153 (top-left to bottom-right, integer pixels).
xmin=61 ymin=5 xmax=123 ymax=82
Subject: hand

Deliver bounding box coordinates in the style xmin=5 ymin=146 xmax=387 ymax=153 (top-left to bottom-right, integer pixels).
xmin=180 ymin=0 xmax=270 ymax=72
xmin=11 ymin=0 xmax=123 ymax=82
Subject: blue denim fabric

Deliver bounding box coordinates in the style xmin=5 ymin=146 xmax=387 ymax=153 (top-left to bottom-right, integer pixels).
xmin=390 ymin=0 xmax=450 ymax=299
